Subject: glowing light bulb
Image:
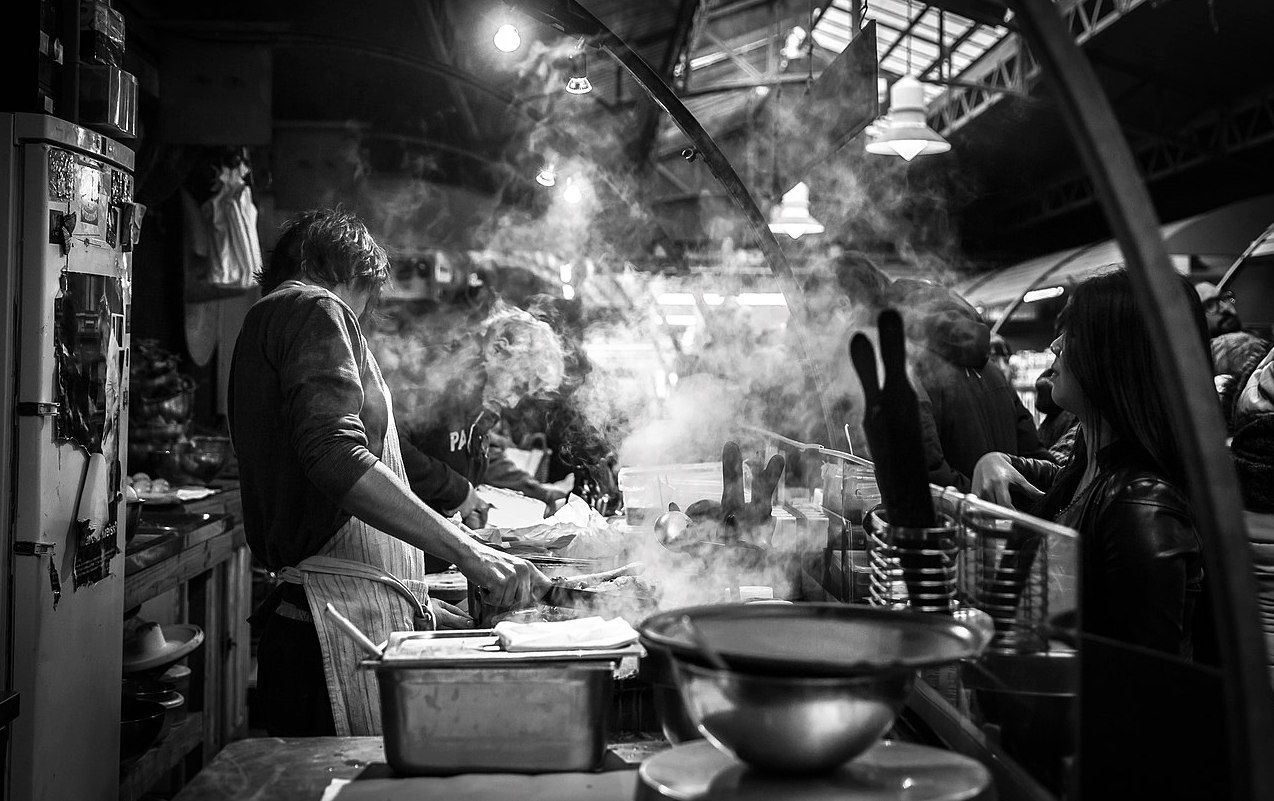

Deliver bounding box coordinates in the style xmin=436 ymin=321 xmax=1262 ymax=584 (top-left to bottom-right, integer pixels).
xmin=493 ymin=24 xmax=521 ymax=53
xmin=563 ymin=180 xmax=583 ymax=204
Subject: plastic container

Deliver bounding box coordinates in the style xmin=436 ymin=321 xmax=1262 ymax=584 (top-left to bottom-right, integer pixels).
xmin=618 ymin=462 xmax=725 ymax=525
xmin=365 ymin=631 xmax=634 ymax=775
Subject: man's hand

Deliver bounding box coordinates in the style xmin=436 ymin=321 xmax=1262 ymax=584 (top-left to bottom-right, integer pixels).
xmin=451 ymin=484 xmax=490 ymax=529
xmin=540 ymin=486 xmax=569 ymax=518
xmin=972 ymin=452 xmax=1044 ymax=508
xmin=455 ymin=543 xmax=551 ymax=611
xmin=430 ymin=598 xmax=474 ymax=630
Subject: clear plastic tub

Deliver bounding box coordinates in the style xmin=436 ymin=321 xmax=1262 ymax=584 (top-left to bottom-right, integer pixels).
xmin=618 ymin=462 xmax=725 ymax=524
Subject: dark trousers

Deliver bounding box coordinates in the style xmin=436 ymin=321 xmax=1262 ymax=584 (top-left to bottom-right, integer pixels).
xmin=256 ymin=612 xmax=337 ymax=737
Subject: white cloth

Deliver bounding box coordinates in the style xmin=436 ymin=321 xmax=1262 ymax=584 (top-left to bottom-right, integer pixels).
xmin=202 ymin=164 xmax=262 ymax=289
xmin=493 ymin=616 xmax=639 ymax=652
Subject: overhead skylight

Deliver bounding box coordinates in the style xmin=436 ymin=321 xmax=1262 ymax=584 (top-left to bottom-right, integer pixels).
xmin=810 ymin=0 xmax=1011 ymax=108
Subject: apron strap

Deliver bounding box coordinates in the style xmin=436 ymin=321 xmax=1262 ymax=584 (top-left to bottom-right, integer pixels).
xmin=293 ymin=556 xmax=435 ymax=630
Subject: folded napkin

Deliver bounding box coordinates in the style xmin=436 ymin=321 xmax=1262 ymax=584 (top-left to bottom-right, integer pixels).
xmin=494 ymin=616 xmax=639 ymax=652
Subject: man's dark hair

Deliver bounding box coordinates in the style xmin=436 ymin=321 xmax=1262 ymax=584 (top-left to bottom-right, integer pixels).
xmin=256 ymin=208 xmax=389 ymax=295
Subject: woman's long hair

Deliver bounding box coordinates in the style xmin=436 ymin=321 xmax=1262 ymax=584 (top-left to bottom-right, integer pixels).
xmin=1034 ymin=267 xmax=1209 ymax=517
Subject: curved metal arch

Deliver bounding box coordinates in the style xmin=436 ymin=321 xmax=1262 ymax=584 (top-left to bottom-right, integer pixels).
xmin=1006 ymin=1 xmax=1274 ymax=798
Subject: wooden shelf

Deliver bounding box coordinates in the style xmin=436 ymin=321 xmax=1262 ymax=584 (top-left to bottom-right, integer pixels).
xmin=125 ymin=524 xmax=245 ymax=610
xmin=119 ymin=711 xmax=204 ymax=801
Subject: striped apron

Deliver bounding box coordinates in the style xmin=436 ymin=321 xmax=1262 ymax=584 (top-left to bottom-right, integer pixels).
xmin=282 ymin=352 xmax=436 ymax=735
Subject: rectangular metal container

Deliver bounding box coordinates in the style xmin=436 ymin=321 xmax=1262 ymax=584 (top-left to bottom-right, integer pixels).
xmin=367 ymin=631 xmax=632 ymax=775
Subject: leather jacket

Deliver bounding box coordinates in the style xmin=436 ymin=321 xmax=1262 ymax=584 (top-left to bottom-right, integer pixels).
xmin=1006 ymin=440 xmax=1204 ymax=660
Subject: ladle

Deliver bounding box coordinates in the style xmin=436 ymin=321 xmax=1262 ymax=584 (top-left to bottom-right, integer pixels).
xmin=652 ymin=507 xmax=696 ymax=553
xmin=681 ymin=614 xmax=731 ymax=671
xmin=324 ymin=603 xmax=385 ymax=659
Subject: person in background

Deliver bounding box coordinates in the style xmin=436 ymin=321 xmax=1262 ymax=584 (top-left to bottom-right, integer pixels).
xmin=1035 ymin=366 xmax=1079 ymax=464
xmin=889 ymin=278 xmax=1050 ymax=494
xmin=229 ymin=209 xmax=549 ymax=736
xmin=394 ymin=302 xmax=570 ymax=567
xmin=1195 ymin=281 xmax=1270 ymax=380
xmin=502 ymin=294 xmax=622 ymax=517
xmin=971 ymin=267 xmax=1208 ymax=660
xmin=1227 ymin=344 xmax=1274 ymax=686
xmin=988 ymin=333 xmax=1013 ymax=383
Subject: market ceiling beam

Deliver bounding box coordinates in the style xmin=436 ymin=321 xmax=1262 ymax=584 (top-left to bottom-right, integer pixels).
xmin=927 ymin=0 xmax=1150 ymax=135
xmin=991 ymin=85 xmax=1274 ymax=231
xmin=629 ymin=0 xmax=704 ymax=167
xmin=413 ymin=1 xmax=481 ymax=143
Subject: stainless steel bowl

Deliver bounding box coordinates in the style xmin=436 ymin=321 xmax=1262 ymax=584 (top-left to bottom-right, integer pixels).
xmin=672 ymin=658 xmax=913 ymax=773
xmin=176 ymin=436 xmax=232 ymax=483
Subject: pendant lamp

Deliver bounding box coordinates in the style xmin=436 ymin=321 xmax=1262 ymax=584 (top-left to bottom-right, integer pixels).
xmin=865 ymin=75 xmax=950 ymax=161
xmin=565 ymin=46 xmax=592 ymax=94
xmin=768 ymin=181 xmax=825 ymax=239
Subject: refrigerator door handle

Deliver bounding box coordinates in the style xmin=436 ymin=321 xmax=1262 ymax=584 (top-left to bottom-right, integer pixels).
xmin=15 ymin=402 xmax=60 ymax=417
xmin=13 ymin=541 xmax=56 ymax=557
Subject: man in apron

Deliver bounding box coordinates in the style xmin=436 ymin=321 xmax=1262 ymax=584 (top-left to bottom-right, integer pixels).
xmin=229 ymin=209 xmax=550 ymax=736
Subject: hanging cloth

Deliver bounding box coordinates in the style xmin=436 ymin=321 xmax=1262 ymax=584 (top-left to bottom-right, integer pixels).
xmin=202 ymin=162 xmax=262 ymax=290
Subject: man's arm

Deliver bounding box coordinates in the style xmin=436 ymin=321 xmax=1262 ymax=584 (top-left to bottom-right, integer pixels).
xmin=341 ymin=461 xmax=546 ymax=609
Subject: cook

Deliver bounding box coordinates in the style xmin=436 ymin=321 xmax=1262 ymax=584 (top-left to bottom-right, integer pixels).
xmin=228 ymin=209 xmax=550 ymax=737
xmin=394 ymin=304 xmax=572 ymax=548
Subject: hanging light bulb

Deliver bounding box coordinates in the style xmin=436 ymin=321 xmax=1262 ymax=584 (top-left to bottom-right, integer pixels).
xmin=865 ymin=76 xmax=950 ymax=161
xmin=535 ymin=166 xmax=556 ymax=187
xmin=493 ymin=24 xmax=521 ymax=53
xmin=565 ymin=44 xmax=592 ymax=94
xmin=767 ymin=182 xmax=824 ymax=239
xmin=562 ymin=177 xmax=583 ymax=204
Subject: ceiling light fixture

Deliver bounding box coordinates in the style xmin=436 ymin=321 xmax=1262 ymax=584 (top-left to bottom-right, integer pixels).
xmin=565 ymin=42 xmax=592 ymax=94
xmin=767 ymin=182 xmax=825 ymax=239
xmin=865 ymin=76 xmax=951 ymax=161
xmin=866 ymin=0 xmax=950 ymax=162
xmin=535 ymin=166 xmax=556 ymax=187
xmin=493 ymin=24 xmax=521 ymax=53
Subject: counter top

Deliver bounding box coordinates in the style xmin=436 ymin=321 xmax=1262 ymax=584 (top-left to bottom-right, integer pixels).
xmin=171 ymin=737 xmax=657 ymax=801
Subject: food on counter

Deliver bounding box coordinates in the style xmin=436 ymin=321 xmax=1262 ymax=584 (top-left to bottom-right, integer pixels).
xmin=126 ymin=473 xmax=172 ymax=498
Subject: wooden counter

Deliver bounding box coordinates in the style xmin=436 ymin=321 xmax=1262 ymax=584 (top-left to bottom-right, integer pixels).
xmin=171 ymin=737 xmax=653 ymax=801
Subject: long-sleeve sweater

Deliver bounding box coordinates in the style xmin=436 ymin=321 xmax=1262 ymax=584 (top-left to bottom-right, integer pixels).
xmin=228 ymin=281 xmax=382 ymax=571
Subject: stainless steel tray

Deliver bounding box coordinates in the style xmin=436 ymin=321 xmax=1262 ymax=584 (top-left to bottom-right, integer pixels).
xmin=366 ymin=629 xmax=631 ymax=775
xmin=368 ymin=629 xmax=642 ymax=666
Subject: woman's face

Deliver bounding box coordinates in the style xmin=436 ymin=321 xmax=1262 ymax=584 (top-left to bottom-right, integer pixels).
xmin=1047 ymin=332 xmax=1086 ymax=415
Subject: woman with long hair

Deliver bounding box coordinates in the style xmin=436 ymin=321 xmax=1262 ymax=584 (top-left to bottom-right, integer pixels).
xmin=972 ymin=267 xmax=1210 ymax=660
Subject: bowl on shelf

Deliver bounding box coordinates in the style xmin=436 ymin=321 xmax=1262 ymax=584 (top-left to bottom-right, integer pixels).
xmin=119 ymin=696 xmax=166 ymax=765
xmin=176 ymin=436 xmax=233 ymax=484
xmin=132 ymin=376 xmax=196 ymax=423
xmin=638 ymin=602 xmax=990 ymax=774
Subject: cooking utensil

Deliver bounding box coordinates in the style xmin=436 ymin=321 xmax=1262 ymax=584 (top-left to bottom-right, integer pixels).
xmin=323 ymin=603 xmax=384 ymax=659
xmin=849 ymin=310 xmax=936 ymax=529
xmin=851 ymin=311 xmax=945 ymax=612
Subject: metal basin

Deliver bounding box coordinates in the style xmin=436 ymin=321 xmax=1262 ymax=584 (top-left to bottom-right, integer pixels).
xmin=639 ymin=602 xmax=989 ymax=773
xmin=672 ymin=659 xmax=913 ymax=774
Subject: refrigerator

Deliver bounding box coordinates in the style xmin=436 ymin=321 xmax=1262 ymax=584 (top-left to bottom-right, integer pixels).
xmin=0 ymin=113 xmax=138 ymax=801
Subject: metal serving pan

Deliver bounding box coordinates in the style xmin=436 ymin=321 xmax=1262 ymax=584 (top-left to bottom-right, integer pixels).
xmin=364 ymin=630 xmax=640 ymax=775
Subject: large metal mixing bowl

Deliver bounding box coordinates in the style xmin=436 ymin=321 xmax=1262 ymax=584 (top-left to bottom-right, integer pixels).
xmin=672 ymin=658 xmax=913 ymax=774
